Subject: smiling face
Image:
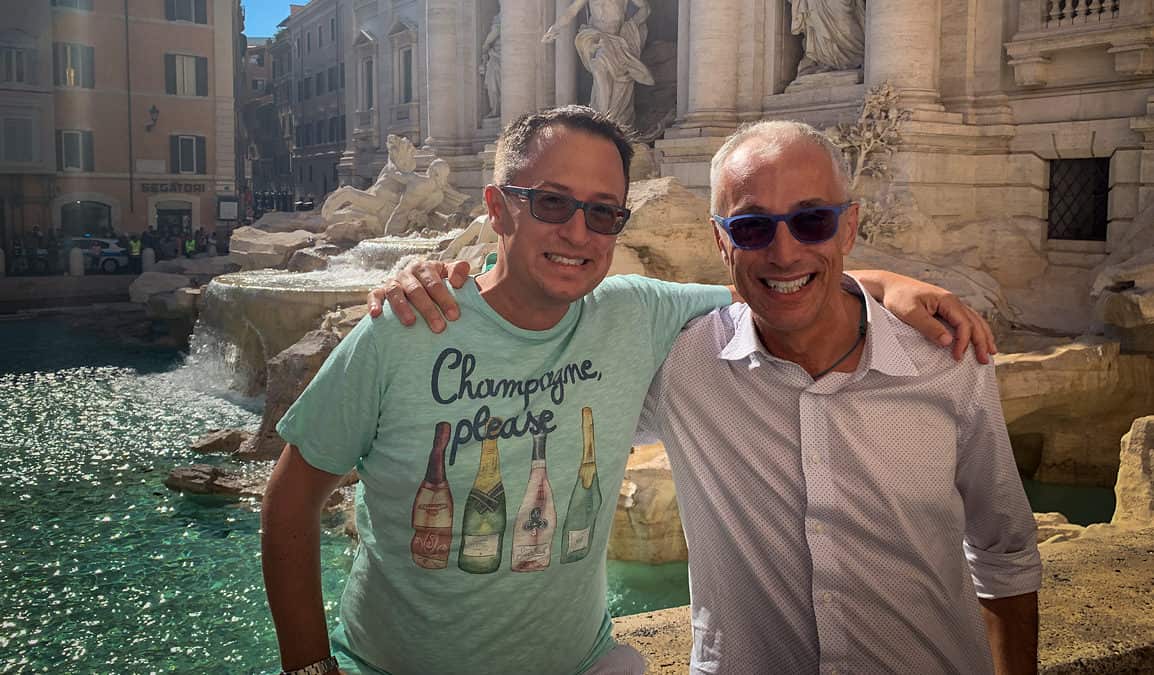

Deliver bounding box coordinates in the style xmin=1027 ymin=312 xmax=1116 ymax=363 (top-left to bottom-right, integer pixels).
xmin=713 ymin=137 xmax=858 ymax=343
xmin=484 ymin=123 xmax=625 ymax=324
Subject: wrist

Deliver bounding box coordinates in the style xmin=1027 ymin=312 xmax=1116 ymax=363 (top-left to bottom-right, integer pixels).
xmin=282 ymin=655 xmax=338 ymax=675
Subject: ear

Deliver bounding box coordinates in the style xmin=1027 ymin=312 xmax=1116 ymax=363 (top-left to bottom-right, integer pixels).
xmin=484 ymin=185 xmax=510 ymax=235
xmin=839 ymin=202 xmax=859 ymax=256
xmin=712 ymin=219 xmax=731 ymax=265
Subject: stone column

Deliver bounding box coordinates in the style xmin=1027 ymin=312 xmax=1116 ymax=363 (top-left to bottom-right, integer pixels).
xmin=674 ymin=0 xmax=740 ymax=135
xmin=554 ymin=0 xmax=578 ymax=107
xmin=676 ymin=0 xmax=690 ymax=118
xmin=501 ymin=0 xmax=541 ymax=126
xmin=425 ymin=0 xmax=464 ymax=152
xmin=865 ymin=0 xmax=943 ymax=110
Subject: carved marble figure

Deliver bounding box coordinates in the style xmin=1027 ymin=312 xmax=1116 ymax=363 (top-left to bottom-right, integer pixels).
xmin=789 ymin=0 xmax=866 ymax=78
xmin=479 ymin=13 xmax=501 ymax=118
xmin=543 ymin=0 xmax=655 ymax=129
xmin=320 ymin=135 xmax=472 ymax=236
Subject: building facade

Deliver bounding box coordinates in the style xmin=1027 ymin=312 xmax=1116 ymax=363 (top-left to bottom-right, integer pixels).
xmin=0 ymin=0 xmax=242 ymax=251
xmin=339 ymin=0 xmax=1154 ymax=336
xmin=280 ymin=0 xmax=352 ymax=201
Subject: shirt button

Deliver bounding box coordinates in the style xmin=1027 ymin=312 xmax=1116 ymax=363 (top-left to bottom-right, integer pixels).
xmin=829 ymin=669 xmax=839 ymax=675
xmin=813 ymin=523 xmax=825 ymax=535
xmin=822 ymin=592 xmax=833 ymax=605
xmin=810 ymin=453 xmax=821 ymax=463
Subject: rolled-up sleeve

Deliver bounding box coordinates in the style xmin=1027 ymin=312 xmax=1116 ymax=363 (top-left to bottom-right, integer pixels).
xmin=956 ymin=362 xmax=1043 ymax=599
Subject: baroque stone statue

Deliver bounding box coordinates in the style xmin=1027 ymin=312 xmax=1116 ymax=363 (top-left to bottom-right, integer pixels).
xmin=789 ymin=0 xmax=866 ymax=78
xmin=321 ymin=135 xmax=472 ymax=236
xmin=479 ymin=12 xmax=501 ymax=119
xmin=543 ymin=0 xmax=655 ymax=129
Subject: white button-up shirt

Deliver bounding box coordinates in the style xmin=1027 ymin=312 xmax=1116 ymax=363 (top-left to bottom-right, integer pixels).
xmin=639 ymin=283 xmax=1042 ymax=674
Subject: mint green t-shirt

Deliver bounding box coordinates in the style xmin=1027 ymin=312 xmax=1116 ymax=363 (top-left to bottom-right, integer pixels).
xmin=276 ymin=274 xmax=731 ymax=675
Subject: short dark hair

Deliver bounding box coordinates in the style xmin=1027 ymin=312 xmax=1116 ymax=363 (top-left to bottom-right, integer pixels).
xmin=493 ymin=105 xmax=635 ymax=199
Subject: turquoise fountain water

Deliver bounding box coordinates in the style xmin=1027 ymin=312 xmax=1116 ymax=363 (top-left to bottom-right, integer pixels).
xmin=0 ymin=317 xmax=687 ymax=672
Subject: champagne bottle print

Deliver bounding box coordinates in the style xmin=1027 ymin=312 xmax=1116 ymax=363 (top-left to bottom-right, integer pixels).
xmin=458 ymin=419 xmax=507 ymax=574
xmin=511 ymin=432 xmax=556 ymax=572
xmin=561 ymin=407 xmax=602 ymax=563
xmin=410 ymin=422 xmax=454 ymax=569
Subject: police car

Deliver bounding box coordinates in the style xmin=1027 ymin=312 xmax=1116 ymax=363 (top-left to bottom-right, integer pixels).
xmin=66 ymin=236 xmax=131 ymax=274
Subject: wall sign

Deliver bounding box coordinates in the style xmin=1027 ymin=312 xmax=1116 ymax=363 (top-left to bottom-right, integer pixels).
xmin=142 ymin=182 xmax=207 ymax=193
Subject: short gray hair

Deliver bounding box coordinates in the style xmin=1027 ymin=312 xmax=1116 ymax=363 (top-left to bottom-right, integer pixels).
xmin=708 ymin=120 xmax=850 ymax=213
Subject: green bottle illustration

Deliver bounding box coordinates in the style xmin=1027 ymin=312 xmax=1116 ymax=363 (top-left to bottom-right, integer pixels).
xmin=561 ymin=407 xmax=602 ymax=564
xmin=458 ymin=421 xmax=507 ymax=574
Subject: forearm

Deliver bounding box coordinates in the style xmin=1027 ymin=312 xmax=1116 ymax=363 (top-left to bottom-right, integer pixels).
xmin=979 ymin=592 xmax=1039 ymax=675
xmin=844 ymin=269 xmax=894 ymax=302
xmin=262 ymin=446 xmax=344 ymax=670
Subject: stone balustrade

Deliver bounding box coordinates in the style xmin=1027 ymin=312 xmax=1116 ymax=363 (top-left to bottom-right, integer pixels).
xmin=1044 ymin=0 xmax=1120 ymax=28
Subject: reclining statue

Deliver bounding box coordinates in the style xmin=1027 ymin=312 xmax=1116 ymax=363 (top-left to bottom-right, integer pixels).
xmin=321 ymin=134 xmax=472 ymax=236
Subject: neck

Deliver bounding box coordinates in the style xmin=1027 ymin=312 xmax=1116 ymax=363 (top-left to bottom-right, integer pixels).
xmin=474 ymin=267 xmax=571 ymax=331
xmin=753 ymin=290 xmax=866 ymax=378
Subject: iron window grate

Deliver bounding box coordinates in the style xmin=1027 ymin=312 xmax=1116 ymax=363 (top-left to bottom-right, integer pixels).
xmin=1047 ymin=158 xmax=1109 ymax=241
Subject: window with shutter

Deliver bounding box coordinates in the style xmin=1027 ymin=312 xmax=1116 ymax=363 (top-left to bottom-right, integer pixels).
xmin=59 ymin=129 xmax=91 ymax=171
xmin=51 ymin=0 xmax=94 ymax=9
xmin=328 ymin=66 xmax=338 ymax=92
xmin=54 ymin=43 xmax=94 ymax=89
xmin=168 ymin=54 xmax=205 ymax=96
xmin=194 ymin=0 xmax=207 ymax=24
xmin=1 ymin=48 xmax=29 ymax=84
xmin=177 ymin=135 xmax=196 ymax=173
xmin=164 ymin=54 xmax=176 ymax=94
xmin=316 ymin=71 xmax=324 ymax=93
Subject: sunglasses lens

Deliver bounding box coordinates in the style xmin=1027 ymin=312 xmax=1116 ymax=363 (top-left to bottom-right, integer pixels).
xmin=730 ymin=217 xmax=777 ymax=249
xmin=585 ymin=204 xmax=623 ymax=234
xmin=530 ymin=192 xmax=576 ymax=223
xmin=788 ymin=208 xmax=840 ymax=243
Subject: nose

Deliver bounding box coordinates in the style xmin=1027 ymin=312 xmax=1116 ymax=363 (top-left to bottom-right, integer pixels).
xmin=764 ymin=220 xmax=804 ymax=267
xmin=557 ymin=205 xmax=591 ymax=246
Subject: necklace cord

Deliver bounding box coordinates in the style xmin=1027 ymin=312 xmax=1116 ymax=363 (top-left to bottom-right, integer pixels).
xmin=811 ymin=294 xmax=867 ymax=380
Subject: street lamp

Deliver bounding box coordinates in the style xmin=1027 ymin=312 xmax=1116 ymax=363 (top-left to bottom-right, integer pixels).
xmin=145 ymin=105 xmax=160 ymax=132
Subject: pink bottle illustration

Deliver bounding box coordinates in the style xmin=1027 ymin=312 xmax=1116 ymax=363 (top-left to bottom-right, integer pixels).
xmin=511 ymin=432 xmax=556 ymax=572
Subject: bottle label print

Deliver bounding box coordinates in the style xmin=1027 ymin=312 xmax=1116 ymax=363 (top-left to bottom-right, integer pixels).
xmin=561 ymin=407 xmax=602 ymax=564
xmin=459 ymin=418 xmax=507 ymax=574
xmin=511 ymin=432 xmax=557 ymax=572
xmin=411 ymin=422 xmax=454 ymax=569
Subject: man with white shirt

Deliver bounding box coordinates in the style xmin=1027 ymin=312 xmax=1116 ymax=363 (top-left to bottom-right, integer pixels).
xmin=637 ymin=120 xmax=1041 ymax=673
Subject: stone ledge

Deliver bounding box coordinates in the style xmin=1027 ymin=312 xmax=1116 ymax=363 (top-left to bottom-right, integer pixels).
xmin=613 ymin=527 xmax=1154 ymax=672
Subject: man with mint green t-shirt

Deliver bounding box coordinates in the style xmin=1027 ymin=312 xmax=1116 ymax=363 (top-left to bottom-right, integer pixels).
xmin=261 ymin=107 xmax=993 ymax=675
xmin=276 ymin=273 xmax=730 ymax=674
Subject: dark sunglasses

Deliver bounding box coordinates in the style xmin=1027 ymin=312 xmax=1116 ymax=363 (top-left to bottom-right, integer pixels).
xmin=711 ymin=203 xmax=852 ymax=250
xmin=498 ymin=185 xmax=631 ymax=235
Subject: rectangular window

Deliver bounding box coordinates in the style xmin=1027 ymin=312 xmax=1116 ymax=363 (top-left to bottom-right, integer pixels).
xmin=327 ymin=65 xmax=338 ymax=92
xmin=165 ymin=54 xmax=207 ymax=96
xmin=251 ymin=79 xmax=263 ymax=92
xmin=307 ymin=33 xmax=312 ymax=52
xmin=1047 ymin=159 xmax=1109 ymax=241
xmin=1 ymin=47 xmax=28 ymax=84
xmin=363 ymin=59 xmax=374 ymax=109
xmin=53 ymin=42 xmax=95 ymax=88
xmin=318 ymin=25 xmax=323 ymax=48
xmin=170 ymin=134 xmax=206 ymax=174
xmin=339 ymin=62 xmax=345 ymax=89
xmin=57 ymin=129 xmax=94 ymax=171
xmin=339 ymin=114 xmax=346 ymax=141
xmin=329 ymin=116 xmax=339 ymax=143
xmin=315 ymin=120 xmax=324 ymax=144
xmin=330 ymin=18 xmax=336 ymax=41
xmin=51 ymin=0 xmax=93 ymax=9
xmin=301 ymin=78 xmax=311 ymax=100
xmin=315 ymin=71 xmax=324 ymax=93
xmin=2 ymin=117 xmax=35 ymax=162
xmin=165 ymin=0 xmax=207 ymax=24
xmin=303 ymin=125 xmax=312 ymax=146
xmin=400 ymin=47 xmax=413 ymax=104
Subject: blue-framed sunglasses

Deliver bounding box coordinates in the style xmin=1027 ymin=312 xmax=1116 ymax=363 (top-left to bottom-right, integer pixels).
xmin=498 ymin=185 xmax=631 ymax=235
xmin=711 ymin=203 xmax=853 ymax=250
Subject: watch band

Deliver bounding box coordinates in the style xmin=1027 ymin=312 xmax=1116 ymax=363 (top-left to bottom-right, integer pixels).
xmin=282 ymin=655 xmax=339 ymax=675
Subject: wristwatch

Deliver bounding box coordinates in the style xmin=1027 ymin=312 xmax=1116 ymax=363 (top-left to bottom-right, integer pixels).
xmin=282 ymin=655 xmax=339 ymax=675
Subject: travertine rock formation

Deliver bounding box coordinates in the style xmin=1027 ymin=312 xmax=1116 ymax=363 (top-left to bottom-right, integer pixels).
xmin=1113 ymin=416 xmax=1154 ymax=527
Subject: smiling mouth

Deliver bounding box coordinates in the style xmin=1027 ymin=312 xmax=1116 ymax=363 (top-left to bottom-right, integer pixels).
xmin=545 ymin=252 xmax=589 ymax=267
xmin=761 ymin=273 xmax=815 ymax=294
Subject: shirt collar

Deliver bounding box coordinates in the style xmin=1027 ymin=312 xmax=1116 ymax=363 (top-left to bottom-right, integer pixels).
xmin=718 ymin=275 xmax=919 ymax=378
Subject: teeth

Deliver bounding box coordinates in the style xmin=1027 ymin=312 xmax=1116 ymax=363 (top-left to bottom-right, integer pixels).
xmin=764 ymin=274 xmax=812 ymax=294
xmin=546 ymin=253 xmax=585 ymax=266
